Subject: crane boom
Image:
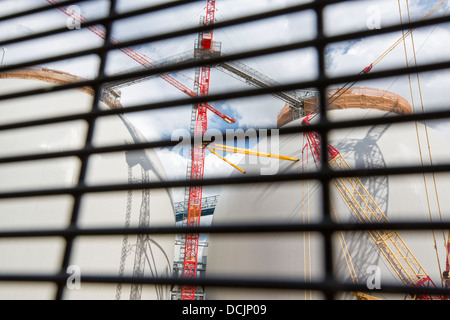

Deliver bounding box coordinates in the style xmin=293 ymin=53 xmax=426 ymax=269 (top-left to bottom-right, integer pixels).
xmin=302 ymin=114 xmax=443 ymax=300
xmin=46 ymin=0 xmax=196 ymax=94
xmin=328 ymin=0 xmax=448 ymax=104
xmin=45 ymin=0 xmax=235 ymax=124
xmin=104 ymin=49 xmax=316 ymax=115
xmin=215 ymin=59 xmax=315 ymax=111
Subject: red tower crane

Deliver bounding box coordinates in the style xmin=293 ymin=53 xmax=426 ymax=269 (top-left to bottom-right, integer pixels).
xmin=181 ymin=0 xmax=217 ymax=300
xmin=46 ymin=0 xmax=228 ymax=300
xmin=47 ymin=0 xmax=449 ymax=300
xmin=44 ymin=0 xmax=235 ymax=125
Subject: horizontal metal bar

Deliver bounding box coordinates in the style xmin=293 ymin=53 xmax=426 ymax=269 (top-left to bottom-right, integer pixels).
xmin=0 ymin=3 xmax=448 ymax=101
xmin=0 ymin=273 xmax=447 ymax=298
xmin=0 ymin=221 xmax=450 ymax=239
xmin=0 ymin=56 xmax=448 ymax=138
xmin=0 ymin=0 xmax=334 ymax=49
xmin=0 ymin=162 xmax=449 ymax=200
xmin=0 ymin=86 xmax=448 ymax=163
xmin=0 ymin=100 xmax=449 ymax=169
xmin=1 ymin=0 xmax=449 ymax=301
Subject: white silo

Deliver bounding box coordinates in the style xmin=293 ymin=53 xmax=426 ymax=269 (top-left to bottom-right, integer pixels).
xmin=0 ymin=67 xmax=175 ymax=300
xmin=206 ymin=88 xmax=450 ymax=300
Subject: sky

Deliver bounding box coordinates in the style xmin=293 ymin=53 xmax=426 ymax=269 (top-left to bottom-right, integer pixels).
xmin=0 ymin=0 xmax=449 ymax=202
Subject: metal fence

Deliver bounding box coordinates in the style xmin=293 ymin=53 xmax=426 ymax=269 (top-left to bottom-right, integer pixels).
xmin=0 ymin=0 xmax=449 ymax=301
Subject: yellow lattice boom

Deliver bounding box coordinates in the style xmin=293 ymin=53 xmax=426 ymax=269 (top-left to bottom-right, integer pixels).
xmin=330 ymin=153 xmax=431 ymax=288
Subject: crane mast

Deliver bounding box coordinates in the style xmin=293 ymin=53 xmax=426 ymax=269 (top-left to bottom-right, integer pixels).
xmin=181 ymin=0 xmax=218 ymax=300
xmin=47 ymin=0 xmax=226 ymax=300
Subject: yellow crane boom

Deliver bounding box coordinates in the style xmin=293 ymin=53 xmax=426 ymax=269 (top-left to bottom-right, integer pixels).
xmin=302 ymin=114 xmax=444 ymax=300
xmin=208 ymin=143 xmax=299 ymax=162
xmin=331 ymin=153 xmax=432 ymax=291
xmin=205 ymin=142 xmax=299 ymax=174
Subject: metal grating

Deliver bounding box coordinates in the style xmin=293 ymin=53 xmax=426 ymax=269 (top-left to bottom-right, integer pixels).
xmin=0 ymin=0 xmax=449 ymax=303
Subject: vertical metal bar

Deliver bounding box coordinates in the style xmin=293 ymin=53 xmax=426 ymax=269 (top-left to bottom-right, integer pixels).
xmin=54 ymin=0 xmax=117 ymax=300
xmin=314 ymin=0 xmax=335 ymax=300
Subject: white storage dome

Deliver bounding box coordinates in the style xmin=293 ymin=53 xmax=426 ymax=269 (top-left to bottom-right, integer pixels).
xmin=206 ymin=105 xmax=450 ymax=300
xmin=0 ymin=68 xmax=175 ymax=300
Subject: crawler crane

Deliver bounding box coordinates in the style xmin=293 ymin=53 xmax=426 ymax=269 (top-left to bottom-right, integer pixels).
xmin=302 ymin=112 xmax=445 ymax=300
xmin=46 ymin=0 xmax=449 ymax=300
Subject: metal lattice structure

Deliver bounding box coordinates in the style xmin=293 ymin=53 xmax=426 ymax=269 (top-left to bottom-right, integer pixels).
xmin=303 ymin=121 xmax=439 ymax=299
xmin=0 ymin=0 xmax=449 ymax=305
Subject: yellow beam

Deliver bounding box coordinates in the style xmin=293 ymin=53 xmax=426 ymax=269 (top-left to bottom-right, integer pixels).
xmin=206 ymin=147 xmax=246 ymax=174
xmin=209 ymin=143 xmax=299 ymax=162
xmin=330 ymin=153 xmax=431 ymax=289
xmin=351 ymin=292 xmax=382 ymax=300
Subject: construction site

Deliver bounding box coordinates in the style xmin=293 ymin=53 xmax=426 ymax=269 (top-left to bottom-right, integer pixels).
xmin=0 ymin=0 xmax=449 ymax=301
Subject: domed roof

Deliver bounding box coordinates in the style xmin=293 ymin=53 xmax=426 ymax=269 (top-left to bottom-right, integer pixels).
xmin=277 ymin=87 xmax=412 ymax=128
